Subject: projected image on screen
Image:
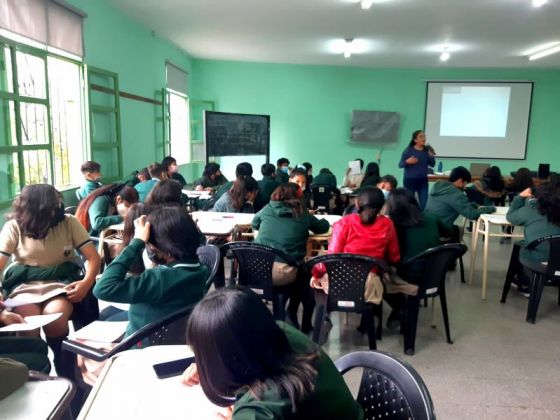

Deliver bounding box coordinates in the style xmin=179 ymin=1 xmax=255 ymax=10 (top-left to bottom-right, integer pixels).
xmin=440 ymin=86 xmax=511 ymax=138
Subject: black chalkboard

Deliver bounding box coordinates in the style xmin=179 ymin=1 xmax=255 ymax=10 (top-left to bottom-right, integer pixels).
xmin=205 ymin=111 xmax=270 ymax=160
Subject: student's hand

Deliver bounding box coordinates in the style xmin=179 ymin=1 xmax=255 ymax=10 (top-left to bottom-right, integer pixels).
xmin=519 ymin=187 xmax=533 ymax=198
xmin=204 ymin=187 xmax=213 ymax=192
xmin=65 ymin=279 xmax=93 ymax=303
xmin=133 ymin=215 xmax=150 ymax=243
xmin=214 ymin=406 xmax=233 ymax=420
xmin=182 ymin=362 xmax=199 ymax=386
xmin=405 ymin=156 xmax=419 ymax=165
xmin=0 ymin=309 xmax=24 ymax=325
xmin=195 ymin=185 xmax=204 ymax=192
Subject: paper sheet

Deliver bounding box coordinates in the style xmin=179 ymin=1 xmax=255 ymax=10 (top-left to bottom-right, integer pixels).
xmin=0 ymin=312 xmax=63 ymax=332
xmin=348 ymin=160 xmax=361 ymax=175
xmin=5 ymin=287 xmax=68 ymax=305
xmin=69 ymin=321 xmax=128 ymax=343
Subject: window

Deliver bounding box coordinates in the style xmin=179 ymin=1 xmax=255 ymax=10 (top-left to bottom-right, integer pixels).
xmin=0 ymin=37 xmax=86 ymax=206
xmin=167 ymin=89 xmax=190 ymax=165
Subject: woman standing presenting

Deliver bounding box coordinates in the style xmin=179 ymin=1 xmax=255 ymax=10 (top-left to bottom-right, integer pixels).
xmin=398 ymin=130 xmax=435 ymax=210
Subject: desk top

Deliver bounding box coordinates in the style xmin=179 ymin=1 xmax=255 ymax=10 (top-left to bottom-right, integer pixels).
xmin=79 ymin=346 xmax=222 ymax=420
xmin=182 ymin=189 xmax=212 ymax=200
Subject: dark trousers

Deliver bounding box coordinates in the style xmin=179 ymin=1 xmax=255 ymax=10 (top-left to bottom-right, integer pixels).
xmin=505 ymin=242 xmax=529 ymax=287
xmin=404 ymin=178 xmax=429 ymax=210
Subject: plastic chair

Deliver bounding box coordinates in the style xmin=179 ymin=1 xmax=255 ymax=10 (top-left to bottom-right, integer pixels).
xmin=399 ymin=243 xmax=467 ymax=355
xmin=62 ymin=304 xmax=195 ymax=362
xmin=335 ymin=351 xmax=436 ymax=420
xmin=221 ymin=241 xmax=298 ymax=321
xmin=500 ymin=234 xmax=560 ymax=324
xmin=305 ymin=253 xmax=388 ymax=350
xmin=311 ymin=185 xmax=338 ymax=214
xmin=64 ymin=206 xmax=78 ymax=215
xmin=196 ymin=244 xmax=221 ymax=292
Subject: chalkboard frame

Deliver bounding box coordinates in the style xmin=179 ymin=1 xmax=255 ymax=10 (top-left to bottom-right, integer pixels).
xmin=204 ymin=111 xmax=270 ymax=163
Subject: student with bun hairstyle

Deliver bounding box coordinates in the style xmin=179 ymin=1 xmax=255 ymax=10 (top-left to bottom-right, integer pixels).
xmin=183 ymin=287 xmax=363 ymax=420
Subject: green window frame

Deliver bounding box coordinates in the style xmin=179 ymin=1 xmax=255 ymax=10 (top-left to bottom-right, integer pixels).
xmin=189 ymin=99 xmax=214 ymax=162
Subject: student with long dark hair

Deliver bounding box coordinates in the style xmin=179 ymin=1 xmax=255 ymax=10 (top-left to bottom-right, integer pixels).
xmin=162 ymin=156 xmax=187 ymax=187
xmin=183 ymin=287 xmax=363 ymax=420
xmin=145 ymin=179 xmax=183 ymax=207
xmin=359 ymin=162 xmax=381 ymax=189
xmin=213 ymin=176 xmax=259 ymax=213
xmin=467 ymin=165 xmax=506 ymax=206
xmin=398 ymin=130 xmax=436 ymax=209
xmin=76 ymin=183 xmax=139 ymax=236
xmin=0 ymin=184 xmax=101 ymax=377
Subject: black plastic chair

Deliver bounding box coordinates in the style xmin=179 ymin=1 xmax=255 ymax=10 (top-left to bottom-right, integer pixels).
xmin=335 ymin=351 xmax=436 ymax=420
xmin=221 ymin=241 xmax=298 ymax=321
xmin=64 ymin=206 xmax=78 ymax=215
xmin=305 ymin=253 xmax=388 ymax=350
xmin=196 ymin=244 xmax=221 ymax=292
xmin=311 ymin=185 xmax=338 ymax=214
xmin=399 ymin=243 xmax=467 ymax=355
xmin=62 ymin=304 xmax=195 ymax=362
xmin=500 ymin=234 xmax=560 ymax=324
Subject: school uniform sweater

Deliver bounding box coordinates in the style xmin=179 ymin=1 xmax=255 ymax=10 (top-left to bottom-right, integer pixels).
xmin=134 ymin=179 xmax=159 ymax=202
xmin=193 ymin=174 xmax=228 ymax=190
xmin=252 ymin=201 xmax=329 ymax=261
xmin=93 ymin=238 xmax=208 ymax=337
xmin=233 ymin=321 xmax=364 ymax=420
xmin=258 ymin=176 xmax=280 ymax=206
xmin=506 ymin=195 xmax=560 ymax=263
xmin=88 ymin=195 xmax=123 ymax=237
xmin=311 ymin=172 xmax=337 ymax=189
xmin=170 ymin=172 xmax=187 ymax=187
xmin=77 ymin=179 xmax=102 ymax=201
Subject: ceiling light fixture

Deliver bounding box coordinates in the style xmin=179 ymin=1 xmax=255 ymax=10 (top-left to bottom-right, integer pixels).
xmin=439 ymin=47 xmax=450 ymax=62
xmin=361 ymin=0 xmax=374 ymax=9
xmin=532 ymin=0 xmax=548 ymax=7
xmin=529 ymin=44 xmax=560 ymax=60
xmin=343 ymin=38 xmax=355 ymax=58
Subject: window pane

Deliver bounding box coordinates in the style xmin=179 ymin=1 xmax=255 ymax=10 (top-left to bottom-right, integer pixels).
xmin=0 ymin=99 xmax=17 ymax=147
xmin=169 ymin=93 xmax=189 ymax=164
xmin=23 ymin=148 xmax=51 ymax=185
xmin=0 ymin=46 xmax=14 ymax=93
xmin=89 ymin=72 xmax=115 ymax=108
xmin=91 ymin=111 xmax=117 ymax=143
xmin=92 ymin=147 xmax=119 ymax=179
xmin=48 ymin=56 xmax=84 ymax=188
xmin=0 ymin=152 xmax=20 ymax=202
xmin=16 ymin=51 xmax=47 ymax=99
xmin=20 ymin=102 xmax=49 ymax=145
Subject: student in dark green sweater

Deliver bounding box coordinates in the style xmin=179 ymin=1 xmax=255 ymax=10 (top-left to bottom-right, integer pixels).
xmin=76 ymin=183 xmax=139 ymax=236
xmin=311 ymin=168 xmax=338 ymax=189
xmin=258 ymin=163 xmax=280 ymax=210
xmin=162 ymin=156 xmax=188 ymax=187
xmin=183 ymin=287 xmax=363 ymax=420
xmin=93 ymin=206 xmax=208 ymax=337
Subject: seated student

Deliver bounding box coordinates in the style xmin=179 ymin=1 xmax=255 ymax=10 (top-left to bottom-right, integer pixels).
xmin=93 ymin=207 xmax=208 ymax=338
xmin=213 ymin=162 xmax=253 ymax=202
xmin=276 ymin=157 xmax=291 ymax=183
xmin=424 ymin=166 xmax=496 ymax=241
xmin=505 ymin=179 xmax=560 ymax=295
xmin=76 ymin=183 xmax=139 ymax=236
xmin=137 ymin=167 xmax=151 ymax=183
xmin=0 ymin=304 xmax=51 ymax=372
xmin=326 ymin=187 xmax=400 ymax=307
xmin=302 ymin=161 xmax=313 ymax=185
xmin=161 ymin=156 xmax=187 ymax=187
xmin=145 ymin=179 xmax=184 ymax=207
xmin=0 ymin=184 xmax=101 ymax=378
xmin=507 ymin=167 xmax=535 ymax=202
xmin=467 ymin=165 xmax=506 ymax=206
xmin=343 ymin=158 xmax=364 ymax=189
xmin=359 ymin=162 xmax=381 ymax=188
xmin=76 ymin=161 xmax=102 ymax=200
xmin=252 ymin=183 xmax=329 ymax=332
xmin=212 ymin=176 xmax=259 ymax=213
xmin=183 ymin=287 xmax=363 ymax=420
xmin=312 ymin=168 xmax=338 ymax=189
xmin=343 ymin=174 xmax=397 ymax=215
xmin=290 ymin=167 xmax=311 ymax=209
xmin=258 ymin=163 xmax=280 ymax=208
xmin=135 ymin=162 xmax=167 ymax=202
xmin=194 ymin=162 xmax=228 ymax=192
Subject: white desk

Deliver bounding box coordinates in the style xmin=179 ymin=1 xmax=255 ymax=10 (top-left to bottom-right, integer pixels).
xmin=181 ymin=189 xmax=212 ymax=200
xmin=79 ymin=345 xmax=221 ymax=420
xmin=468 ymin=207 xmax=523 ymax=300
xmin=191 ymin=211 xmax=255 ymax=236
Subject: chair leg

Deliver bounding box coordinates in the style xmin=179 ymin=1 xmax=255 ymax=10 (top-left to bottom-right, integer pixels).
xmin=364 ymin=305 xmax=377 ymax=350
xmin=272 ymin=294 xmax=286 ymax=321
xmin=459 ymin=256 xmax=465 ymax=283
xmin=526 ymin=273 xmax=546 ymax=324
xmin=374 ymin=302 xmax=382 ymax=340
xmin=502 ymin=243 xmax=521 ymax=303
xmin=500 ymin=275 xmax=514 ymax=303
xmin=439 ymin=287 xmax=453 ymax=344
xmin=557 ymin=287 xmax=560 ymax=306
xmin=311 ymin=303 xmax=325 ymax=344
xmin=404 ymin=296 xmax=420 ymax=355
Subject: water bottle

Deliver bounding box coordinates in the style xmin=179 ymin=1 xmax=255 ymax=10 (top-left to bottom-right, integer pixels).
xmin=437 ymin=161 xmax=443 ymax=173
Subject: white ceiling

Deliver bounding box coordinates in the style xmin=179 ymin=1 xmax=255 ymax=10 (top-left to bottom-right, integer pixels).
xmin=109 ymin=0 xmax=560 ymax=68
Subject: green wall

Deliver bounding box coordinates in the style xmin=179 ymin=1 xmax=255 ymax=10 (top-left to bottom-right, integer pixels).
xmin=191 ymin=60 xmax=560 ymax=184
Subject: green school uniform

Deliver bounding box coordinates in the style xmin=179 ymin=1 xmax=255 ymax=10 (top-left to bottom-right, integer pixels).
xmin=275 ymin=169 xmax=289 ymax=184
xmin=135 ymin=179 xmax=159 ymax=202
xmin=194 ymin=174 xmax=228 ymax=190
xmin=88 ymin=195 xmax=122 ymax=237
xmin=233 ymin=321 xmax=363 ymax=420
xmin=506 ymin=195 xmax=560 ymax=263
xmin=171 ymin=172 xmax=187 ymax=187
xmin=93 ymin=238 xmax=208 ymax=337
xmin=252 ymin=201 xmax=329 ymax=260
xmin=398 ymin=212 xmax=452 ymax=262
xmin=257 ymin=176 xmax=279 ymax=207
xmin=311 ymin=172 xmax=337 ymax=189
xmin=77 ymin=179 xmax=102 ymax=201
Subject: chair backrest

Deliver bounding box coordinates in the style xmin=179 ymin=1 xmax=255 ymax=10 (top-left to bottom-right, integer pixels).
xmin=196 ymin=244 xmax=221 ymax=292
xmin=306 ymin=253 xmax=388 ymax=313
xmin=335 ymin=351 xmax=436 ymax=420
xmin=311 ymin=185 xmax=336 ymax=212
xmin=526 ymin=234 xmax=560 ymax=281
xmin=400 ymin=243 xmax=467 ymax=298
xmin=64 ymin=206 xmax=78 ymax=215
xmin=222 ymin=242 xmax=298 ymax=300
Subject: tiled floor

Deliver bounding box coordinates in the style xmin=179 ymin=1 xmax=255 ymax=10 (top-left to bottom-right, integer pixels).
xmin=323 ymin=237 xmax=560 ymax=419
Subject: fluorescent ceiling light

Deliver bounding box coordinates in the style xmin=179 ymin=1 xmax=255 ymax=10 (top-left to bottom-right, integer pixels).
xmin=344 ymin=39 xmax=355 ymax=58
xmin=522 ymin=41 xmax=560 ymax=56
xmin=529 ymin=44 xmax=560 ymax=60
xmin=532 ymin=0 xmax=548 ymax=7
xmin=330 ymin=38 xmax=368 ymax=58
xmin=361 ymin=0 xmax=374 ymax=9
xmin=439 ymin=51 xmax=450 ymax=62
